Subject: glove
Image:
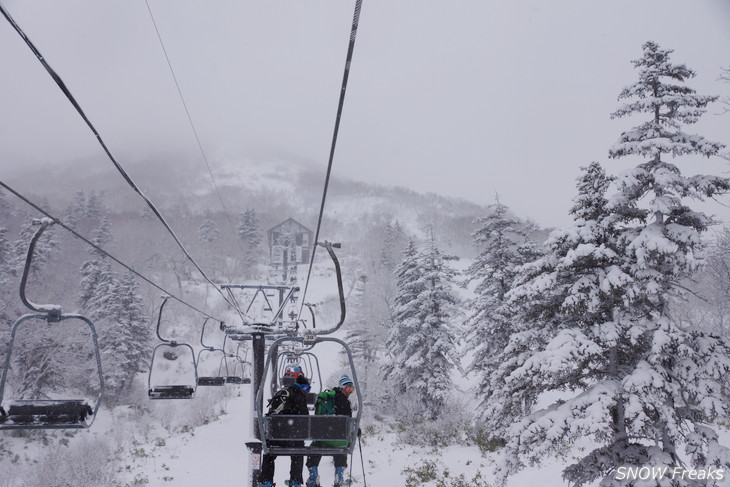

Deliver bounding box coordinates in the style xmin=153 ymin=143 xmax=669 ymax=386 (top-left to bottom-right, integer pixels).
xmin=357 ymin=428 xmax=362 ymax=438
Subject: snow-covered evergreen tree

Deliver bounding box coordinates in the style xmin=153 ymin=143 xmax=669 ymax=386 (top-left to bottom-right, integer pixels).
xmin=238 ymin=208 xmax=262 ymax=273
xmin=85 ymin=191 xmax=104 ymax=225
xmin=492 ymin=42 xmax=730 ymax=487
xmin=0 ymin=227 xmax=11 ymax=286
xmin=101 ymin=271 xmax=151 ymax=398
xmin=379 ymin=220 xmax=407 ymax=272
xmin=64 ymin=190 xmax=86 ymax=230
xmin=0 ymin=188 xmax=13 ymax=218
xmin=92 ymin=215 xmax=114 ymax=248
xmin=463 ymin=198 xmax=534 ymax=414
xmin=198 ymin=210 xmax=220 ymax=243
xmin=690 ymin=227 xmax=730 ymax=337
xmin=381 ymin=235 xmax=461 ymax=419
xmin=79 ymin=216 xmax=151 ymax=398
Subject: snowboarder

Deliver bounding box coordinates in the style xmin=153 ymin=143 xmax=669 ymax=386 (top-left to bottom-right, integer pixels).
xmin=306 ymin=375 xmax=356 ymax=487
xmin=258 ymin=375 xmax=311 ymax=487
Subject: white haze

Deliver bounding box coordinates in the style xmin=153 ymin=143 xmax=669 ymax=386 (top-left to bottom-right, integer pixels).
xmin=0 ymin=0 xmax=729 ymax=228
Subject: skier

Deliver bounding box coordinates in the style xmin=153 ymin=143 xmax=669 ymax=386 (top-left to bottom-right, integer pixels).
xmin=258 ymin=375 xmax=311 ymax=487
xmin=306 ymin=375 xmax=356 ymax=487
xmin=285 ymin=365 xmax=303 ymax=378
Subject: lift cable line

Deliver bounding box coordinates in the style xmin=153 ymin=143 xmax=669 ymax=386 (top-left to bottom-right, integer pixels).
xmin=298 ymin=0 xmax=364 ymax=317
xmin=143 ymin=0 xmax=248 ymax=260
xmin=0 ymin=180 xmax=225 ymax=323
xmin=0 ymin=2 xmax=244 ymax=318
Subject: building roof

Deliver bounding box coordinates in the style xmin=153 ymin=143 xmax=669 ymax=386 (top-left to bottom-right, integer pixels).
xmin=268 ymin=218 xmax=312 ymax=234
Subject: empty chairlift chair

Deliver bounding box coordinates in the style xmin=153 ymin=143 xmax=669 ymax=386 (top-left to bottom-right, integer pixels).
xmin=148 ymin=297 xmax=197 ymax=399
xmin=0 ymin=219 xmax=104 ymax=429
xmin=221 ymin=341 xmax=251 ymax=385
xmin=195 ymin=318 xmax=226 ymax=387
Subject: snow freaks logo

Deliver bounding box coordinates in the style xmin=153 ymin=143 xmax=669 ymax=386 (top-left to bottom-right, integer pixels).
xmin=615 ymin=466 xmax=725 ymax=482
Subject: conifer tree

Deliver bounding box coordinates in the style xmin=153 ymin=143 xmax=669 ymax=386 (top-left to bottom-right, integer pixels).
xmin=345 ymin=276 xmax=378 ymax=363
xmin=0 ymin=227 xmax=11 ymax=286
xmin=198 ymin=210 xmax=220 ymax=243
xmin=238 ymin=208 xmax=262 ymax=272
xmin=379 ymin=220 xmax=407 ymax=271
xmin=464 ymin=199 xmax=531 ymax=409
xmin=64 ymin=190 xmax=86 ymax=229
xmin=381 ymin=239 xmax=420 ymax=382
xmin=492 ymin=43 xmax=730 ymax=487
xmin=85 ymin=191 xmax=103 ymax=225
xmin=0 ymin=188 xmax=13 ymax=218
xmin=102 ymin=271 xmax=150 ymax=397
xmin=92 ymin=215 xmax=114 ymax=247
xmin=381 ymin=235 xmax=461 ymax=419
xmin=0 ymin=226 xmax=14 ymax=327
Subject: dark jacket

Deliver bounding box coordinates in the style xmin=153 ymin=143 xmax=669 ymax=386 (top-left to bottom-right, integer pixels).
xmin=267 ymin=384 xmax=309 ymax=416
xmin=333 ymin=387 xmax=352 ymax=417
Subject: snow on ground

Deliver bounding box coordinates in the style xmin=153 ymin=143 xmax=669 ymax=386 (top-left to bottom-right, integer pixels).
xmin=4 ymin=376 xmax=730 ymax=486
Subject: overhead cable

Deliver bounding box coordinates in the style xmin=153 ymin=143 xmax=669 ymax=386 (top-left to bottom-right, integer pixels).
xmin=143 ymin=0 xmax=248 ymax=260
xmin=0 ymin=3 xmax=246 ymax=319
xmin=0 ymin=180 xmax=224 ymax=323
xmin=298 ymin=0 xmax=364 ymax=317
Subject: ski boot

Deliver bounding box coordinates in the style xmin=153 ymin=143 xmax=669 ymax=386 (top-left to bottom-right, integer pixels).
xmin=334 ymin=466 xmax=346 ymax=487
xmin=287 ymin=481 xmax=302 ymax=487
xmin=257 ymin=482 xmax=273 ymax=487
xmin=306 ymin=466 xmax=320 ymax=487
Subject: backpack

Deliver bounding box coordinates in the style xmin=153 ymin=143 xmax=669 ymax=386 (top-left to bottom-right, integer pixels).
xmin=314 ymin=389 xmax=337 ymax=416
xmin=266 ymin=388 xmax=292 ymax=415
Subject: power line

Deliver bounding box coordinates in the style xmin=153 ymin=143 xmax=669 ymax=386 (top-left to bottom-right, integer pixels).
xmin=143 ymin=0 xmax=248 ymax=260
xmin=0 ymin=2 xmax=245 ymax=319
xmin=298 ymin=0 xmax=364 ymax=317
xmin=0 ymin=180 xmax=224 ymax=323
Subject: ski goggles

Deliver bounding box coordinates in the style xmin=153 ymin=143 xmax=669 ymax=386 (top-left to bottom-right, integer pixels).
xmin=296 ymin=383 xmax=311 ymax=393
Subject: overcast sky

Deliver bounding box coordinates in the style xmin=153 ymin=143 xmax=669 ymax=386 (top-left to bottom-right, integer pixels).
xmin=1 ymin=0 xmax=730 ymax=229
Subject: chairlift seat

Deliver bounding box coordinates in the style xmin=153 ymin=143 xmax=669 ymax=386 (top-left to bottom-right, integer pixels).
xmin=197 ymin=377 xmax=225 ymax=387
xmin=0 ymin=400 xmax=93 ymax=428
xmin=262 ymin=415 xmax=355 ymax=456
xmin=149 ymin=385 xmax=195 ymax=399
xmin=224 ymin=376 xmax=246 ymax=385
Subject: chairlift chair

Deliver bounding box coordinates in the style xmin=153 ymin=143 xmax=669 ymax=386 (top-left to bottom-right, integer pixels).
xmin=195 ymin=318 xmax=226 ymax=387
xmin=0 ymin=219 xmax=104 ymax=429
xmin=223 ymin=342 xmax=251 ymax=384
xmin=222 ymin=354 xmax=251 ymax=385
xmin=255 ymin=336 xmax=362 ymax=456
xmin=148 ymin=297 xmax=197 ymax=399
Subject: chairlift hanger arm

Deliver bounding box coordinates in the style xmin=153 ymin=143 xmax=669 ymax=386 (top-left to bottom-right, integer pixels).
xmin=200 ymin=317 xmax=224 ymax=350
xmin=18 ymin=219 xmax=62 ymax=316
xmin=155 ymin=295 xmax=172 ymax=342
xmin=307 ymin=241 xmax=345 ymax=336
xmin=304 ymin=303 xmax=316 ymax=329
